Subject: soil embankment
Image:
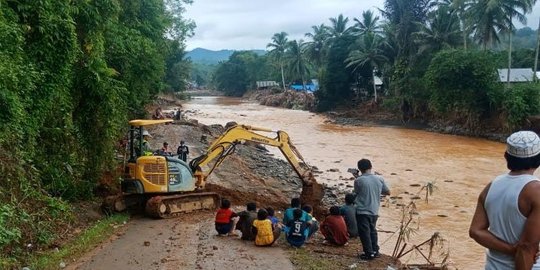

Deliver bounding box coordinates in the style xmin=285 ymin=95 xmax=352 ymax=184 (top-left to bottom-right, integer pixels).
xmin=245 ymin=90 xmax=514 ymax=141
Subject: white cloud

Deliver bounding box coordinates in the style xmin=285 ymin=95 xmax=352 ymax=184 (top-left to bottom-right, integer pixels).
xmin=185 ymin=0 xmax=382 ymax=50
xmin=184 ymin=0 xmax=540 ymax=50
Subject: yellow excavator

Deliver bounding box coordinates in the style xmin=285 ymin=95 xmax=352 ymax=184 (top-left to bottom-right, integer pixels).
xmin=105 ymin=119 xmax=324 ymax=218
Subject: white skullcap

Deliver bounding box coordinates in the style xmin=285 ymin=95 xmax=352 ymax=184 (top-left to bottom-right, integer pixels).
xmin=506 ymin=131 xmax=540 ymax=158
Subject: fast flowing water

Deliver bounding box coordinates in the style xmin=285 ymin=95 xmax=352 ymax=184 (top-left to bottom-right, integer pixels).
xmin=182 ymin=96 xmax=510 ymax=269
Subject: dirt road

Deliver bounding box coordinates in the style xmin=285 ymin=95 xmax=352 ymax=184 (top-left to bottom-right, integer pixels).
xmin=69 ymin=211 xmax=294 ymax=270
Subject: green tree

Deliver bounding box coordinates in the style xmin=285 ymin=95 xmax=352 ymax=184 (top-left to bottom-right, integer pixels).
xmin=0 ymin=0 xmax=194 ymax=261
xmin=381 ymin=0 xmax=433 ymax=61
xmin=326 ymin=14 xmax=353 ymax=40
xmin=425 ymin=50 xmax=501 ymax=129
xmin=414 ymin=5 xmax=462 ymax=54
xmin=353 ymin=10 xmax=381 ymax=36
xmin=267 ymin=32 xmax=289 ymax=91
xmin=346 ymin=33 xmax=389 ymax=101
xmin=213 ymin=51 xmax=265 ymax=96
xmin=304 ymin=24 xmax=329 ymax=70
xmin=285 ymin=40 xmax=311 ymax=89
xmin=315 ymin=34 xmax=357 ymax=111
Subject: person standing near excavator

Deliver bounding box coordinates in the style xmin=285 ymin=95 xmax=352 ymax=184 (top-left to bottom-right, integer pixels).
xmin=354 ymin=158 xmax=390 ymax=260
xmin=469 ymin=131 xmax=540 ymax=269
xmin=177 ymin=140 xmax=189 ymax=162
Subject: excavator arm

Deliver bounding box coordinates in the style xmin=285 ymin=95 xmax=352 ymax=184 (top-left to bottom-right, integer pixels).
xmin=189 ymin=124 xmax=324 ymax=213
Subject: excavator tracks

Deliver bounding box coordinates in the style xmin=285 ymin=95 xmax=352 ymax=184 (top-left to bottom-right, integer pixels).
xmin=145 ymin=192 xmax=220 ymax=219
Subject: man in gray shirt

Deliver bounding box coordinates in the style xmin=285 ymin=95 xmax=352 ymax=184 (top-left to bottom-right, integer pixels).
xmin=354 ymin=158 xmax=390 ymax=260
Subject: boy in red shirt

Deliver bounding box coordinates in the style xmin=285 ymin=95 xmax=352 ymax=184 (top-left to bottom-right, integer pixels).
xmin=215 ymin=199 xmax=238 ymax=236
xmin=321 ymin=206 xmax=349 ymax=246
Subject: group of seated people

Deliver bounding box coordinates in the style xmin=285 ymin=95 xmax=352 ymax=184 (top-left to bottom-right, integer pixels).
xmin=214 ymin=196 xmax=356 ymax=248
xmin=152 ymin=107 xmax=181 ymax=120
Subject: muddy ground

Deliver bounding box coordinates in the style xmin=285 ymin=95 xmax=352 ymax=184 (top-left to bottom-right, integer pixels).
xmin=68 ymin=211 xmax=294 ymax=270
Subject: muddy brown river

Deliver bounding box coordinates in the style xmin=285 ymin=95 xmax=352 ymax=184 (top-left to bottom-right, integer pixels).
xmin=182 ymin=96 xmax=511 ymax=269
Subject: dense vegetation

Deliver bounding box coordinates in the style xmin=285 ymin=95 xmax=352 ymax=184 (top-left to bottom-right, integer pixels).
xmin=0 ymin=0 xmax=193 ymax=266
xmin=212 ymin=0 xmax=540 ymax=132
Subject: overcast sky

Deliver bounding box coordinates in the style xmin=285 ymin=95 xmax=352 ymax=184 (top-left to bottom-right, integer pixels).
xmin=184 ymin=0 xmax=540 ymax=51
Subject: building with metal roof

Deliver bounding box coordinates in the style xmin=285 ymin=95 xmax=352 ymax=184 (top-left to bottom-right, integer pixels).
xmin=497 ymin=68 xmax=534 ymax=82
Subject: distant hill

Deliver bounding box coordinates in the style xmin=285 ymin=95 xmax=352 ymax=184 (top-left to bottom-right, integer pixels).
xmin=187 ymin=48 xmax=266 ymax=64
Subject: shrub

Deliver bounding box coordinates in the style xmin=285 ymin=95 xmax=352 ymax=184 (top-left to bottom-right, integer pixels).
xmin=502 ymin=83 xmax=540 ymax=130
xmin=425 ymin=50 xmax=501 ymax=127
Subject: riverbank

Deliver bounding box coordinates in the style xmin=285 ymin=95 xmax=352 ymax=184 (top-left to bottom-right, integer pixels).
xmin=245 ymin=89 xmax=511 ymax=141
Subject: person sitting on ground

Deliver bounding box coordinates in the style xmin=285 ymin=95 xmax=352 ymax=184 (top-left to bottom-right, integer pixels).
xmin=266 ymin=207 xmax=282 ymax=241
xmin=321 ymin=206 xmax=349 ymax=246
xmin=215 ymin=199 xmax=239 ymax=236
xmin=236 ymin=202 xmax=258 ymax=241
xmin=285 ymin=208 xmax=310 ymax=248
xmin=252 ymin=209 xmax=275 ymax=246
xmin=152 ymin=107 xmax=165 ymax=120
xmin=266 ymin=207 xmax=280 ymax=227
xmin=340 ymin=193 xmax=358 ymax=238
xmin=302 ymin=204 xmax=319 ymax=239
xmin=283 ymin=198 xmax=312 ymax=225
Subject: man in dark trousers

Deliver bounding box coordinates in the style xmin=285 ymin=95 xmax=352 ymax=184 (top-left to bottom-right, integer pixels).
xmin=177 ymin=140 xmax=189 ymax=162
xmin=354 ymin=158 xmax=390 ymax=260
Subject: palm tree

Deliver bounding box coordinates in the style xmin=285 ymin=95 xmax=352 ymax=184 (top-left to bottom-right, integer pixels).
xmin=503 ymin=0 xmax=535 ymax=86
xmin=285 ymin=40 xmax=311 ymax=90
xmin=267 ymin=32 xmax=289 ymax=91
xmin=414 ymin=5 xmax=462 ymax=54
xmin=467 ymin=0 xmax=532 ymax=49
xmin=447 ymin=0 xmax=473 ymax=49
xmin=346 ymin=33 xmax=389 ymax=101
xmin=304 ymin=24 xmax=329 ymax=70
xmin=379 ymin=0 xmax=433 ymax=62
xmin=467 ymin=0 xmax=534 ymax=86
xmin=353 ymin=10 xmax=381 ymax=36
xmin=327 ymin=14 xmax=353 ymax=40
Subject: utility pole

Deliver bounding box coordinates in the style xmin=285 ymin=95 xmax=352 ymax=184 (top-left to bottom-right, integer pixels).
xmin=534 ymin=19 xmax=540 ymax=82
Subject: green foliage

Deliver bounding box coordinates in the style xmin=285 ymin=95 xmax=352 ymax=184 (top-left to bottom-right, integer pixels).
xmin=29 ymin=214 xmax=129 ymax=270
xmin=213 ymin=51 xmax=269 ymax=96
xmin=0 ymin=0 xmax=193 ymax=262
xmin=501 ymin=83 xmax=540 ymax=129
xmin=0 ymin=205 xmax=25 ymax=248
xmin=316 ymin=35 xmax=356 ymax=111
xmin=425 ymin=50 xmax=500 ymax=127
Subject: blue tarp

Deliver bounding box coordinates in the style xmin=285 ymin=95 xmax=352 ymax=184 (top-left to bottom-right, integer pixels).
xmin=290 ymin=83 xmax=318 ymax=92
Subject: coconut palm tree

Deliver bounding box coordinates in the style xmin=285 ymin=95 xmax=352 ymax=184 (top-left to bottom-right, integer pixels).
xmin=502 ymin=0 xmax=535 ymax=86
xmin=414 ymin=5 xmax=462 ymax=54
xmin=467 ymin=0 xmax=532 ymax=50
xmin=353 ymin=10 xmax=381 ymax=36
xmin=326 ymin=14 xmax=353 ymax=40
xmin=379 ymin=0 xmax=433 ymax=61
xmin=346 ymin=33 xmax=389 ymax=101
xmin=304 ymin=24 xmax=329 ymax=70
xmin=446 ymin=0 xmax=474 ymax=49
xmin=267 ymin=32 xmax=289 ymax=91
xmin=285 ymin=40 xmax=311 ymax=90
xmin=467 ymin=0 xmax=534 ymax=86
